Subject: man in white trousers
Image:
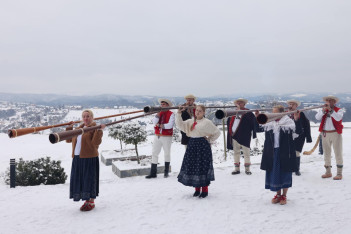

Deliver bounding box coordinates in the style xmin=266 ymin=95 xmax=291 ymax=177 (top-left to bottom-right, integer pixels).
xmin=146 ymin=98 xmax=175 ymax=179
xmin=315 ymin=95 xmax=344 ymax=180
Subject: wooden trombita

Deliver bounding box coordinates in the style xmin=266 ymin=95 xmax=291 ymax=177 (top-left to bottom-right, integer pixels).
xmin=143 ymin=105 xmax=242 ymax=113
xmin=215 ymin=108 xmax=273 ymax=120
xmin=49 ymin=112 xmax=155 ymax=144
xmin=8 ymin=109 xmax=144 ymax=138
xmin=303 ymin=135 xmax=321 ymax=155
xmin=256 ymin=105 xmax=325 ymax=124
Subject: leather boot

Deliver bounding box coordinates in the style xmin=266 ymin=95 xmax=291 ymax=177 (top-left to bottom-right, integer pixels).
xmin=321 ymin=165 xmax=332 ymax=178
xmin=231 ymin=163 xmax=240 ymax=175
xmin=199 ymin=186 xmax=208 ymax=198
xmin=164 ymin=162 xmax=170 ymax=178
xmin=333 ymin=165 xmax=343 ymax=180
xmin=244 ymin=163 xmax=252 ymax=175
xmin=145 ymin=163 xmax=157 ymax=179
xmin=193 ymin=187 xmax=201 ymax=197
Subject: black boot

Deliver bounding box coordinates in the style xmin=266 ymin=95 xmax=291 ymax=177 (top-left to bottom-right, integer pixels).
xmin=295 ymin=157 xmax=301 ymax=176
xmin=145 ymin=163 xmax=157 ymax=179
xmin=164 ymin=162 xmax=170 ymax=178
xmin=199 ymin=192 xmax=208 ymax=198
xmin=193 ymin=188 xmax=201 ymax=197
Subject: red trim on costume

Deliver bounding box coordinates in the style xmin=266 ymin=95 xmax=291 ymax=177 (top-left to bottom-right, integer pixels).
xmin=228 ymin=108 xmax=249 ymax=136
xmin=191 ymin=121 xmax=197 ymax=130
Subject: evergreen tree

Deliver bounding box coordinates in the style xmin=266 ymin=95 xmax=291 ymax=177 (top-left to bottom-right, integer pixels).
xmin=4 ymin=157 xmax=67 ymax=186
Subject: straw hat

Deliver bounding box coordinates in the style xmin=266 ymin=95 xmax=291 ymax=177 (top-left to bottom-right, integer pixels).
xmin=158 ymin=98 xmax=173 ymax=107
xmin=286 ymin=100 xmax=301 ymax=107
xmin=184 ymin=94 xmax=196 ymax=100
xmin=234 ymin=98 xmax=248 ymax=105
xmin=322 ymin=95 xmax=339 ymax=103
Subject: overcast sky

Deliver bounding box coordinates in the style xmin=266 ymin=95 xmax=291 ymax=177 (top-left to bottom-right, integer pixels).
xmin=0 ymin=0 xmax=350 ymax=97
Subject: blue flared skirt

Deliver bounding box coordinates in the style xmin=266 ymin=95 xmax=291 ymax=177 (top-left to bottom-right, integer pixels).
xmin=265 ymin=148 xmax=292 ymax=191
xmin=178 ymin=137 xmax=215 ymax=187
xmin=70 ymin=155 xmax=99 ymax=201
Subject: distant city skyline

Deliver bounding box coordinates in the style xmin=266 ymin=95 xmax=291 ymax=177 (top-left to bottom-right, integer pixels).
xmin=1 ymin=0 xmax=350 ymax=96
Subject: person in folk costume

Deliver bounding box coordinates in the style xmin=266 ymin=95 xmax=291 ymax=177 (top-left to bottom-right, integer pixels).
xmin=66 ymin=110 xmax=106 ymax=211
xmin=180 ymin=94 xmax=197 ymax=148
xmin=255 ymin=105 xmax=302 ymax=205
xmin=145 ymin=98 xmax=175 ymax=179
xmin=315 ymin=95 xmax=344 ymax=180
xmin=286 ymin=100 xmax=312 ymax=176
xmin=226 ymin=98 xmax=257 ymax=175
xmin=176 ymin=105 xmax=220 ymax=198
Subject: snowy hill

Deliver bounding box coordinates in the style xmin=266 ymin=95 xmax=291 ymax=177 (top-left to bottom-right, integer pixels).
xmin=0 ymin=109 xmax=350 ymax=233
xmin=1 ymin=92 xmax=351 ymax=108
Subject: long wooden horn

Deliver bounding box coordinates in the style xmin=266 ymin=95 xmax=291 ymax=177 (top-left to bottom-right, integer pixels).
xmin=256 ymin=105 xmax=325 ymax=124
xmin=49 ymin=112 xmax=155 ymax=144
xmin=215 ymin=108 xmax=273 ymax=120
xmin=143 ymin=105 xmax=250 ymax=113
xmin=8 ymin=109 xmax=143 ymax=138
xmin=8 ymin=123 xmax=75 ymax=138
xmin=143 ymin=105 xmax=196 ymax=113
xmin=303 ymin=135 xmax=321 ymax=155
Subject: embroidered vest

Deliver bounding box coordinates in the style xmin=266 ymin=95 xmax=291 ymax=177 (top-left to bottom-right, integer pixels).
xmin=319 ymin=106 xmax=343 ymax=134
xmin=154 ymin=110 xmax=173 ymax=136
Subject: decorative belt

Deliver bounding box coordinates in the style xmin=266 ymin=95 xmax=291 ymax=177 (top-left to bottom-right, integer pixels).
xmin=322 ymin=130 xmax=337 ymax=137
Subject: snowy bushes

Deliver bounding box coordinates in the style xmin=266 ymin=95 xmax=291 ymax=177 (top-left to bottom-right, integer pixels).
xmin=109 ymin=122 xmax=147 ymax=164
xmin=250 ymin=138 xmax=264 ymax=156
xmin=108 ymin=124 xmax=124 ymax=150
xmin=4 ymin=157 xmax=67 ymax=186
xmin=172 ymin=127 xmax=181 ymax=142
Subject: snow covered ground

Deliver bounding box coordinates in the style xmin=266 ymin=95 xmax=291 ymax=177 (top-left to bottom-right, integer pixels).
xmin=0 ymin=110 xmax=350 ymax=234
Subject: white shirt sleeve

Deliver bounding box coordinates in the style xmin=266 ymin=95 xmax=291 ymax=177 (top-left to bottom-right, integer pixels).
xmin=208 ymin=127 xmax=221 ymax=144
xmin=152 ymin=116 xmax=160 ymax=125
xmin=175 ymin=112 xmax=187 ymax=132
xmin=163 ymin=113 xmax=175 ymax=129
xmin=206 ymin=120 xmax=221 ymax=144
xmin=315 ymin=109 xmax=324 ymax=121
xmin=331 ymin=109 xmax=344 ymax=121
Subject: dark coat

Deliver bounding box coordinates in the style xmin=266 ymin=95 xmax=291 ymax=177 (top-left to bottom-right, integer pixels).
xmin=226 ymin=112 xmax=257 ymax=149
xmin=290 ymin=112 xmax=312 ymax=152
xmin=180 ymin=108 xmax=193 ymax=145
xmin=257 ymin=119 xmax=302 ymax=172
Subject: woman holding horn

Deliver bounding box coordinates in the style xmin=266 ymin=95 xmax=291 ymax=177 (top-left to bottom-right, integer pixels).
xmin=255 ymin=105 xmax=302 ymax=205
xmin=66 ymin=109 xmax=105 ymax=211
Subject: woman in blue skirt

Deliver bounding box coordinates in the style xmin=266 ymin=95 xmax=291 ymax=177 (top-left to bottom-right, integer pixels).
xmin=176 ymin=105 xmax=220 ymax=198
xmin=255 ymin=105 xmax=302 ymax=205
xmin=66 ymin=110 xmax=105 ymax=211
